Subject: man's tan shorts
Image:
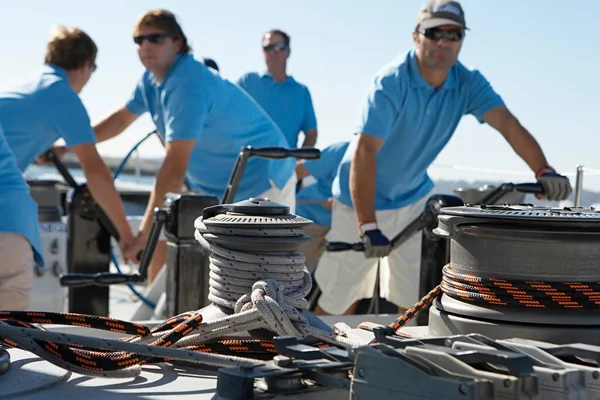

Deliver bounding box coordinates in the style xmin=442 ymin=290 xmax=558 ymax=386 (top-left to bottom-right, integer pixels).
xmin=0 ymin=232 xmax=34 ymax=310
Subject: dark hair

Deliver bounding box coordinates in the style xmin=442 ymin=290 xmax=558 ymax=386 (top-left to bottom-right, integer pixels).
xmin=264 ymin=29 xmax=290 ymax=47
xmin=134 ymin=10 xmax=192 ymax=54
xmin=44 ymin=26 xmax=97 ymax=70
xmin=202 ymin=58 xmax=219 ymax=72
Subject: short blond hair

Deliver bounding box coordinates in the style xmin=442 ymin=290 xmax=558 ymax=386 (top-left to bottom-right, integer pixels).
xmin=44 ymin=26 xmax=97 ymax=70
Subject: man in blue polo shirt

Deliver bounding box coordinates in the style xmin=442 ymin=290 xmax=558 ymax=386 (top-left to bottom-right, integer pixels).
xmin=93 ymin=10 xmax=296 ymax=281
xmin=0 ymin=26 xmax=136 ymax=261
xmin=0 ymin=124 xmax=43 ymax=310
xmin=295 ymin=141 xmax=349 ymax=273
xmin=313 ymin=0 xmax=572 ymax=316
xmin=237 ymin=29 xmax=318 ymax=149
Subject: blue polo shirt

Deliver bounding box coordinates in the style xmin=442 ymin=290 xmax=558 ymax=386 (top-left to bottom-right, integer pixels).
xmin=296 ymin=141 xmax=349 ymax=227
xmin=237 ymin=72 xmax=317 ymax=148
xmin=126 ymin=55 xmax=294 ymax=202
xmin=0 ymin=64 xmax=96 ymax=171
xmin=0 ymin=124 xmax=43 ymax=268
xmin=333 ymin=50 xmax=505 ymax=210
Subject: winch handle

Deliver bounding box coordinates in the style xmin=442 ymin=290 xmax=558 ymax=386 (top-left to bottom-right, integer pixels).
xmin=59 ymin=208 xmax=167 ymax=287
xmin=479 ymin=182 xmax=544 ymax=205
xmin=43 ymin=148 xmax=79 ymax=188
xmin=326 ymin=213 xmax=427 ymax=253
xmin=249 ymin=147 xmax=321 ymax=160
xmin=221 ymin=146 xmax=321 ymax=204
xmin=326 ymin=194 xmax=462 ymax=253
xmin=513 ymin=182 xmax=544 ymax=194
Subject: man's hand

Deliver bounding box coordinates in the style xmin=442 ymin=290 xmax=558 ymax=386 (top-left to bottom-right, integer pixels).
xmin=536 ymin=167 xmax=572 ymax=201
xmin=122 ymin=233 xmax=146 ymax=264
xmin=323 ymin=197 xmax=333 ymax=211
xmin=361 ymin=228 xmax=391 ymax=259
xmin=35 ymin=145 xmax=68 ymax=166
xmin=119 ymin=233 xmax=136 ymax=264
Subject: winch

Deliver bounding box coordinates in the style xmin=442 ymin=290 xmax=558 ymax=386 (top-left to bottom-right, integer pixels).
xmin=194 ymin=197 xmax=331 ymax=335
xmin=428 ymin=204 xmax=600 ymax=345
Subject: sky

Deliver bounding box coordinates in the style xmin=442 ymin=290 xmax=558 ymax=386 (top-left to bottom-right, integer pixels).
xmin=2 ymin=0 xmax=600 ymax=189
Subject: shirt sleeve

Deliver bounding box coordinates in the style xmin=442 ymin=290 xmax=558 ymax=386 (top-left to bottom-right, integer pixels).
xmin=236 ymin=73 xmax=250 ymax=90
xmin=162 ymin=82 xmax=210 ymax=142
xmin=465 ymin=70 xmax=505 ymax=123
xmin=125 ymin=79 xmax=148 ymax=116
xmin=301 ymin=88 xmax=317 ymax=132
xmin=50 ymin=86 xmax=96 ymax=147
xmin=355 ymin=75 xmax=399 ymax=140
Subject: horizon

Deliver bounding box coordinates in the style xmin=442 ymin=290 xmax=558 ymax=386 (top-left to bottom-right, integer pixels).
xmin=5 ymin=1 xmax=600 ymax=192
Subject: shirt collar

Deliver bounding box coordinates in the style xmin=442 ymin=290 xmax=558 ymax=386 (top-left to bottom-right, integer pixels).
xmin=149 ymin=54 xmax=188 ymax=87
xmin=407 ymin=50 xmax=456 ymax=91
xmin=260 ymin=71 xmax=294 ymax=85
xmin=44 ymin=63 xmax=68 ymax=79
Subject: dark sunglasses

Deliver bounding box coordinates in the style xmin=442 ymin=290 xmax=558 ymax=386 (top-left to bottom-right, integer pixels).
xmin=133 ymin=33 xmax=169 ymax=45
xmin=418 ymin=27 xmax=464 ymax=42
xmin=92 ymin=63 xmax=97 ymax=73
xmin=263 ymin=43 xmax=288 ymax=52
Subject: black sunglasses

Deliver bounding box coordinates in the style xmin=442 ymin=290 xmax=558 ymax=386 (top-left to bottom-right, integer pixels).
xmin=418 ymin=27 xmax=464 ymax=42
xmin=133 ymin=33 xmax=169 ymax=45
xmin=263 ymin=43 xmax=288 ymax=52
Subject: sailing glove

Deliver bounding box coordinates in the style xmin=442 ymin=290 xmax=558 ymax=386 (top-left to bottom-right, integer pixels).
xmin=536 ymin=166 xmax=572 ymax=201
xmin=361 ymin=228 xmax=391 ymax=259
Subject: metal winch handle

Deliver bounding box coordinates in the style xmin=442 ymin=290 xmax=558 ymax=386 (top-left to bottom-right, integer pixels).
xmin=59 ymin=208 xmax=168 ymax=287
xmin=325 ymin=183 xmax=545 ymax=253
xmin=326 ymin=195 xmax=464 ymax=253
xmin=478 ymin=182 xmax=544 ymax=205
xmin=327 ymin=214 xmax=427 ymax=253
xmin=221 ymin=146 xmax=321 ymax=204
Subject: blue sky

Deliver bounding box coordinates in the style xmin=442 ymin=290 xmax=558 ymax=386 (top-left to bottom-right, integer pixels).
xmin=2 ymin=1 xmax=599 ymax=188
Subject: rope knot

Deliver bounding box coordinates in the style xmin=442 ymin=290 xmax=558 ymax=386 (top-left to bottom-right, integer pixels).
xmin=233 ymin=279 xmax=307 ymax=338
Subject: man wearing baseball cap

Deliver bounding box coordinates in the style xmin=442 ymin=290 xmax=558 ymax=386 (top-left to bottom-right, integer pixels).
xmin=313 ymin=0 xmax=572 ymax=316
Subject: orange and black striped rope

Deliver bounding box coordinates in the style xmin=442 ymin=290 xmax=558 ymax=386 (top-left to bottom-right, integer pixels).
xmin=382 ymin=264 xmax=600 ymax=338
xmin=0 ymin=310 xmax=282 ymax=372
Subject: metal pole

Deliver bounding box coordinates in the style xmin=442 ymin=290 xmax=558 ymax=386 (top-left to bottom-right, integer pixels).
xmin=574 ymin=165 xmax=584 ymax=207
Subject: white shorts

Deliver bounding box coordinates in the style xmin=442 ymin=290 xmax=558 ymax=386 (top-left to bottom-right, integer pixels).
xmin=259 ymin=174 xmax=297 ymax=214
xmin=314 ymin=192 xmax=432 ymax=314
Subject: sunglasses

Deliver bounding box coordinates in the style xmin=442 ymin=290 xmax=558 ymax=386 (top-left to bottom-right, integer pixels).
xmin=263 ymin=43 xmax=288 ymax=52
xmin=133 ymin=33 xmax=169 ymax=45
xmin=418 ymin=27 xmax=464 ymax=42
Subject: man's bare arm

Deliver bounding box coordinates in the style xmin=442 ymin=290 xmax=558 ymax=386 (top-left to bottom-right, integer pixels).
xmin=301 ymin=128 xmax=318 ymax=148
xmin=137 ymin=140 xmax=195 ymax=240
xmin=295 ymin=163 xmax=311 ymax=180
xmin=482 ymin=105 xmax=548 ymax=172
xmin=350 ymin=134 xmax=384 ymax=227
xmin=93 ymin=106 xmax=140 ymax=143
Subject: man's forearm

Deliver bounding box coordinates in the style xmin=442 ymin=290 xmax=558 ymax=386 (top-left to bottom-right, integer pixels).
xmin=505 ymin=119 xmax=549 ymax=172
xmin=94 ymin=109 xmax=132 ymax=143
xmin=301 ymin=129 xmax=317 ymax=148
xmin=139 ymin=165 xmax=186 ymax=238
xmin=350 ymin=147 xmax=377 ymax=226
xmin=85 ymin=166 xmax=133 ymax=241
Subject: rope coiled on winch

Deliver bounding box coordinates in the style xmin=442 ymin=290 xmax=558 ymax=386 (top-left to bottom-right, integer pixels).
xmin=369 ymin=263 xmax=600 ymax=340
xmin=193 ymin=219 xmax=360 ymax=348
